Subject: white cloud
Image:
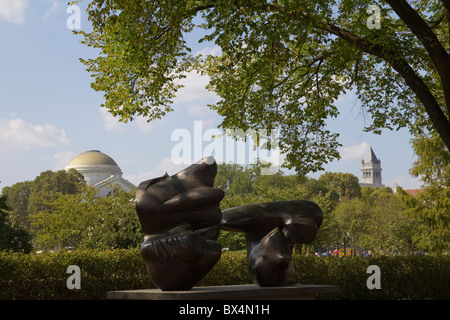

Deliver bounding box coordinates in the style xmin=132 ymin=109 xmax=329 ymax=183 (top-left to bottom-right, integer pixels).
xmin=0 ymin=118 xmax=69 ymax=152
xmin=135 ymin=116 xmax=156 ymax=133
xmin=100 ymin=107 xmax=125 ymax=132
xmin=0 ymin=0 xmax=28 ymax=23
xmin=174 ymin=71 xmax=218 ymax=105
xmin=53 ymin=150 xmax=77 ymax=170
xmin=385 ymin=175 xmax=423 ymax=190
xmin=186 ymin=104 xmax=220 ymax=127
xmin=195 ymin=45 xmax=222 ymax=57
xmin=335 ymin=89 xmax=358 ymax=105
xmin=124 ymin=156 xmax=188 ymax=186
xmin=338 ymin=141 xmax=370 ymax=161
xmin=187 ymin=103 xmax=209 ymax=117
xmin=100 ymin=70 xmax=220 ymax=133
xmin=43 ymin=0 xmax=61 ymax=19
xmin=100 ymin=107 xmax=161 ymax=133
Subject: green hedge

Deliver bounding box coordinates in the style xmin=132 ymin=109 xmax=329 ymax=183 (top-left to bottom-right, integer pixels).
xmin=293 ymin=255 xmax=450 ymax=299
xmin=1 ymin=249 xmax=449 ymax=299
xmin=0 ymin=249 xmax=152 ymax=300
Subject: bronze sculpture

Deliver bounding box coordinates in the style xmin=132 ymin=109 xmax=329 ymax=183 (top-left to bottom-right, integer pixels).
xmin=222 ymin=200 xmax=323 ymax=286
xmin=136 ymin=157 xmax=224 ymax=290
xmin=135 ymin=157 xmax=323 ymax=290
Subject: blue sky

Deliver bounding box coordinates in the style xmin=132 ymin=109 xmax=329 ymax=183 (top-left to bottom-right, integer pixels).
xmin=0 ymin=0 xmax=423 ymax=193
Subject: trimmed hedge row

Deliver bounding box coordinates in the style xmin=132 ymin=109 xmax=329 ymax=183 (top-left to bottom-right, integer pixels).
xmin=0 ymin=249 xmax=152 ymax=300
xmin=1 ymin=249 xmax=449 ymax=299
xmin=293 ymin=255 xmax=450 ymax=299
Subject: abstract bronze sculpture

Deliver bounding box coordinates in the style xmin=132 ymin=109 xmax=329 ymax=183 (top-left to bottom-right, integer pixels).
xmin=136 ymin=156 xmax=224 ymax=290
xmin=135 ymin=157 xmax=323 ymax=290
xmin=222 ymin=201 xmax=323 ymax=286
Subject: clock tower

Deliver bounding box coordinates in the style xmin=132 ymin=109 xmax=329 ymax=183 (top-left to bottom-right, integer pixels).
xmin=360 ymin=146 xmax=384 ymax=187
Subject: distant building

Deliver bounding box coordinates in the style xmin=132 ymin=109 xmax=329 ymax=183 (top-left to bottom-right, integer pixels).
xmin=393 ymin=188 xmax=424 ymax=196
xmin=360 ymin=146 xmax=384 ymax=188
xmin=65 ymin=150 xmax=136 ymax=197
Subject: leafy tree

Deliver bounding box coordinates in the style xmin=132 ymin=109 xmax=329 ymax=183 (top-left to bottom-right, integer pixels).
xmin=316 ymin=207 xmax=341 ymax=252
xmin=0 ymin=195 xmax=32 ymax=253
xmin=331 ymin=197 xmax=372 ymax=255
xmin=409 ymin=130 xmax=450 ymax=187
xmin=318 ymin=172 xmax=361 ymax=200
xmin=403 ymin=129 xmax=450 ymax=253
xmin=214 ymin=163 xmax=348 ymax=250
xmin=2 ymin=170 xmax=87 ymax=231
xmin=214 ymin=163 xmax=249 ymax=193
xmin=398 ymin=186 xmax=450 ymax=253
xmin=214 ymin=163 xmax=340 ymax=211
xmin=1 ymin=181 xmax=33 ymax=229
xmin=217 ymin=230 xmax=247 ymax=251
xmin=29 ymin=185 xmax=98 ymax=250
xmin=253 ymin=174 xmax=300 ymax=200
xmin=29 ymin=186 xmax=141 ymax=251
xmin=77 ymin=0 xmax=450 ymax=177
xmin=321 ymin=186 xmax=444 ymax=256
xmin=80 ymin=188 xmax=142 ymax=250
xmin=363 ymin=187 xmax=419 ymax=255
xmin=27 ymin=169 xmax=86 ymax=216
xmin=215 ymin=163 xmax=258 ymax=249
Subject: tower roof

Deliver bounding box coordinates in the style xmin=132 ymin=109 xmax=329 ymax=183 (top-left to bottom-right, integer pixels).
xmin=363 ymin=147 xmax=380 ymax=164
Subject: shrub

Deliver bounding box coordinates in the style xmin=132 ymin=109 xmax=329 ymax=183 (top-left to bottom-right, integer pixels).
xmin=0 ymin=249 xmax=152 ymax=300
xmin=1 ymin=250 xmax=449 ymax=299
xmin=200 ymin=250 xmax=251 ymax=286
xmin=293 ymin=255 xmax=450 ymax=299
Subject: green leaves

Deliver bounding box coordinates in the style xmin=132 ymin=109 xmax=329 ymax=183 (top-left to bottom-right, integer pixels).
xmin=80 ymin=0 xmax=198 ymax=123
xmin=0 ymin=195 xmax=32 ymax=253
xmin=29 ymin=187 xmax=141 ymax=251
xmin=79 ymin=0 xmax=450 ymax=176
xmin=409 ymin=130 xmax=450 ymax=187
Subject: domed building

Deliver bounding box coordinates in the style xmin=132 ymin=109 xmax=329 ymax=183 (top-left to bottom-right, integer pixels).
xmin=65 ymin=150 xmax=136 ymax=197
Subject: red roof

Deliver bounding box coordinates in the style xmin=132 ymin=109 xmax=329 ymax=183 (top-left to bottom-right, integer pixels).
xmin=393 ymin=188 xmax=424 ymax=196
xmin=405 ymin=189 xmax=424 ymax=195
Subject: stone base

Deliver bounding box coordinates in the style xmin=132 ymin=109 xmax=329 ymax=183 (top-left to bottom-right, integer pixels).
xmin=107 ymin=284 xmax=340 ymax=300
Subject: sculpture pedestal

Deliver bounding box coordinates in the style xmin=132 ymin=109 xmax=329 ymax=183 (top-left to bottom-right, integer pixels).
xmin=107 ymin=284 xmax=339 ymax=300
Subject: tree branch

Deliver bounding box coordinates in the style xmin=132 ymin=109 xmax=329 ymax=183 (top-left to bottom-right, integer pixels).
xmin=385 ymin=0 xmax=450 ymax=116
xmin=385 ymin=0 xmax=448 ymax=65
xmin=189 ymin=1 xmax=450 ymax=149
xmin=315 ymin=21 xmax=450 ymax=151
xmin=427 ymin=14 xmax=445 ymax=29
xmin=442 ymin=0 xmax=450 ymax=47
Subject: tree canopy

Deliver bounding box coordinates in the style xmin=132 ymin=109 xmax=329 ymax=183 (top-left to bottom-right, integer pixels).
xmin=2 ymin=164 xmax=448 ymax=254
xmin=0 ymin=195 xmax=32 ymax=253
xmin=77 ymin=0 xmax=450 ymax=176
xmin=1 ymin=169 xmax=87 ymax=229
xmin=409 ymin=130 xmax=450 ymax=187
xmin=214 ymin=163 xmax=449 ymax=254
xmin=29 ymin=187 xmax=141 ymax=251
